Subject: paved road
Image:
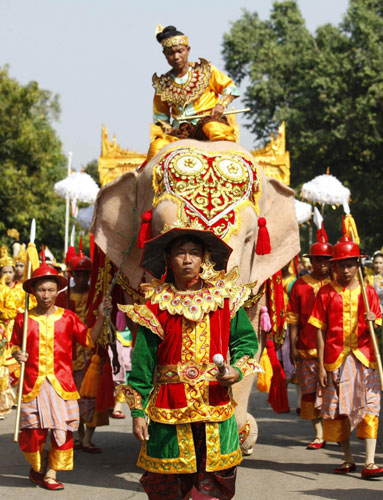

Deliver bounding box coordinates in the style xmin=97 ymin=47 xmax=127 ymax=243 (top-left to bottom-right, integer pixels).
xmin=1 ymin=386 xmax=382 ymax=499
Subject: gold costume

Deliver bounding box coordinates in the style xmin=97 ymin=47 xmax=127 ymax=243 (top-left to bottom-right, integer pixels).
xmin=148 ymin=59 xmax=240 ymax=161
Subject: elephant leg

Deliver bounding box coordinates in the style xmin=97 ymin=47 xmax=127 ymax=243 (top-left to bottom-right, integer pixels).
xmin=233 ymin=373 xmax=258 ymax=455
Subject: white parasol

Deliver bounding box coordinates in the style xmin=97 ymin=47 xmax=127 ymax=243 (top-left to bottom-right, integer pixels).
xmin=54 ymin=171 xmax=99 ymax=204
xmin=294 ymin=199 xmax=312 ymax=225
xmin=76 ymin=205 xmax=95 ymax=230
xmin=301 ymin=173 xmax=350 ymax=206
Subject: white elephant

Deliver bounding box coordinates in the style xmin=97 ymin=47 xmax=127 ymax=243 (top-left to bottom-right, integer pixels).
xmin=91 ymin=139 xmax=300 ymax=453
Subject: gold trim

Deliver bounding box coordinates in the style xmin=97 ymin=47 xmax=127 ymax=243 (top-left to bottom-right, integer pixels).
xmin=309 ymin=315 xmax=327 ymax=331
xmin=117 ymin=384 xmax=143 ymax=410
xmin=152 ymin=59 xmax=211 ymax=108
xmin=139 ymin=270 xmax=250 ymax=322
xmin=22 ymin=308 xmax=80 ymax=403
xmin=49 ymin=447 xmax=73 ymax=471
xmin=233 ymin=355 xmax=263 ymax=377
xmin=118 ymin=304 xmax=164 ymax=339
xmin=137 ymin=423 xmax=197 ymax=473
xmin=147 ymin=314 xmax=235 ymax=424
xmin=298 ymin=348 xmax=318 ymax=359
xmin=205 ymin=422 xmax=242 ymax=472
xmin=161 ymin=35 xmax=189 ymax=49
xmin=286 ymin=311 xmax=299 ymax=325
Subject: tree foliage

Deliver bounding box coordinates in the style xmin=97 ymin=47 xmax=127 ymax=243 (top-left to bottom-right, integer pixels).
xmin=0 ymin=65 xmax=68 ymax=259
xmin=223 ymin=0 xmax=383 ymax=251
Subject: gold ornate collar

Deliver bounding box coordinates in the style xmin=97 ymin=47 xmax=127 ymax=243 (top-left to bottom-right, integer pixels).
xmin=140 ymin=267 xmax=251 ymax=322
xmin=152 ymin=58 xmax=211 ymax=109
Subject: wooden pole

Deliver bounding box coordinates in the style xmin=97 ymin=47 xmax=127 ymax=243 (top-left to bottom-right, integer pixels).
xmin=13 ymin=219 xmax=36 ymax=442
xmin=349 ymin=224 xmax=383 ymax=392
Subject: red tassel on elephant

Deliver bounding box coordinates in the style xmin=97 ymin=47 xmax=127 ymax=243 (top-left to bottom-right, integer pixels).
xmin=256 ymin=217 xmax=271 ymax=255
xmin=266 ymin=339 xmax=290 ymax=413
xmin=137 ymin=210 xmax=152 ymax=249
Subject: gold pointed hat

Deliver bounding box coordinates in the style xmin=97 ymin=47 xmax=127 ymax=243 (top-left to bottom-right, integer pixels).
xmin=0 ymin=245 xmax=14 ymax=269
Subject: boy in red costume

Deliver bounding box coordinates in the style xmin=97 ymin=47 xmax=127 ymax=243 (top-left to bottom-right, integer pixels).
xmin=11 ymin=257 xmax=110 ymax=490
xmin=288 ymin=225 xmax=332 ymax=449
xmin=309 ymin=227 xmax=382 ymax=479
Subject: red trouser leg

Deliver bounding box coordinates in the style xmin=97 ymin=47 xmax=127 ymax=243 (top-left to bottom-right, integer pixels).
xmin=19 ymin=428 xmax=48 ymax=472
xmin=49 ymin=431 xmax=74 ymax=470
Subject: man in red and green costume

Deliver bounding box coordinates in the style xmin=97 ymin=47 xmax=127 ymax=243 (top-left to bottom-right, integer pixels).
xmin=287 ymin=224 xmax=332 ymax=449
xmin=309 ymin=226 xmax=383 ymax=479
xmin=119 ymin=224 xmax=260 ymax=500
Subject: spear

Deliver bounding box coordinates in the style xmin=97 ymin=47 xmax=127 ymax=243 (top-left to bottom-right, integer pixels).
xmin=177 ymin=107 xmax=250 ymax=121
xmin=13 ymin=219 xmax=37 ymax=442
xmin=343 ymin=202 xmax=383 ymax=392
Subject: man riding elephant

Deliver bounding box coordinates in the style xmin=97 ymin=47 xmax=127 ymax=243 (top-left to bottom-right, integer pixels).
xmin=146 ymin=25 xmax=240 ymax=162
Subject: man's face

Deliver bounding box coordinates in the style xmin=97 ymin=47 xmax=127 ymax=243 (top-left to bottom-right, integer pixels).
xmin=164 ymin=45 xmax=190 ymax=73
xmin=33 ymin=279 xmax=59 ymax=309
xmin=310 ymin=256 xmax=331 ymax=278
xmin=373 ymin=256 xmax=383 ymax=275
xmin=0 ymin=265 xmax=15 ymax=285
xmin=168 ymin=241 xmax=203 ymax=285
xmin=15 ymin=262 xmax=25 ymax=280
xmin=334 ymin=258 xmax=358 ymax=284
xmin=71 ymin=271 xmax=91 ymax=289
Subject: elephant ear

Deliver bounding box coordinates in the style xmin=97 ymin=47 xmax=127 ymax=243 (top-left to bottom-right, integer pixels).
xmin=91 ymin=171 xmax=144 ymax=282
xmin=249 ymin=169 xmax=300 ymax=287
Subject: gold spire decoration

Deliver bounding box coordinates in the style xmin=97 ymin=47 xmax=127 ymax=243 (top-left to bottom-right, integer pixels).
xmin=251 ymin=122 xmax=290 ymax=186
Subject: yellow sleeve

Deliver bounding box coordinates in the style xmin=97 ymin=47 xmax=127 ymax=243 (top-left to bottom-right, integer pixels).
xmin=209 ymin=65 xmax=240 ymax=97
xmin=153 ymin=94 xmax=171 ymax=124
xmin=0 ymin=288 xmax=18 ymax=321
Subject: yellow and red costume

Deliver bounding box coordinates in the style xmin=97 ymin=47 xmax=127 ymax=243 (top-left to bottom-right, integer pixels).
xmin=11 ymin=307 xmax=93 ymax=471
xmin=309 ymin=282 xmax=382 ymax=441
xmin=148 ymin=59 xmax=240 ymax=161
xmin=287 ymin=274 xmax=331 ymax=420
xmin=119 ymin=269 xmax=258 ymax=499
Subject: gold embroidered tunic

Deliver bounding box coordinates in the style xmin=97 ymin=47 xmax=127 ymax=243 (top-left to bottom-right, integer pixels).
xmin=119 ymin=270 xmax=259 ymax=473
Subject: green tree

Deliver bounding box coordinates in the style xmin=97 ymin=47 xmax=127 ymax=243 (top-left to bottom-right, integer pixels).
xmin=0 ymin=65 xmax=68 ymax=259
xmin=223 ymin=0 xmax=383 ymax=251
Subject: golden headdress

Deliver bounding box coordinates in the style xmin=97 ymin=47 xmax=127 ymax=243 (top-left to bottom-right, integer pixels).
xmin=0 ymin=245 xmax=15 ymax=269
xmin=155 ymin=25 xmax=189 ymax=49
xmin=14 ymin=244 xmax=27 ymax=264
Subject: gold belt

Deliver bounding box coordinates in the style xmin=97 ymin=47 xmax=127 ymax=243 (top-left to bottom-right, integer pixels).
xmin=157 ymin=361 xmax=219 ymax=385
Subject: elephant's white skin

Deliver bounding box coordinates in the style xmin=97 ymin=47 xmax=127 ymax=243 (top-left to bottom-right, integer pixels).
xmin=91 ymin=139 xmax=300 ymax=454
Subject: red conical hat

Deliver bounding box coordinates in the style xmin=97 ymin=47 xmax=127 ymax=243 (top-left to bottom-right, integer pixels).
xmin=330 ymin=218 xmax=365 ymax=261
xmin=68 ymin=237 xmax=92 ymax=272
xmin=23 ymin=247 xmax=67 ymax=294
xmin=304 ymin=222 xmax=333 ymax=258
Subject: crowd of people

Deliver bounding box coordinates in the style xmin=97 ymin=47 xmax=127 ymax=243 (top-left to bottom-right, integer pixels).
xmin=1 ymin=23 xmax=382 ymax=500
xmin=0 ymin=217 xmax=382 ymax=498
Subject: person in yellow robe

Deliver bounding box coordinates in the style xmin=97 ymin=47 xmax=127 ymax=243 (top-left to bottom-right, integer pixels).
xmin=146 ymin=25 xmax=240 ymax=163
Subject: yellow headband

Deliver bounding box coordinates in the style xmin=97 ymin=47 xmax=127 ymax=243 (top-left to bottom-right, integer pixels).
xmin=161 ymin=35 xmax=189 ymax=49
xmin=155 ymin=24 xmax=188 ymax=49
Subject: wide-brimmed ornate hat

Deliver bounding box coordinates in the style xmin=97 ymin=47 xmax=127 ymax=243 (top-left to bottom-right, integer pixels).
xmin=23 ymin=252 xmax=67 ymax=294
xmin=140 ymin=221 xmax=232 ymax=279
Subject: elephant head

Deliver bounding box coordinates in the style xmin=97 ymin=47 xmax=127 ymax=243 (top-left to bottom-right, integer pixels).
xmin=91 ymin=139 xmax=300 ymax=292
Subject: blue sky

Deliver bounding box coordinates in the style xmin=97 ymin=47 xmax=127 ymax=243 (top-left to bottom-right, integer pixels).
xmin=1 ymin=0 xmax=349 ymax=169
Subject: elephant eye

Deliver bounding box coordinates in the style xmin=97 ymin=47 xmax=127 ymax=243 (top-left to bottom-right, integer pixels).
xmin=244 ymin=235 xmax=252 ymax=245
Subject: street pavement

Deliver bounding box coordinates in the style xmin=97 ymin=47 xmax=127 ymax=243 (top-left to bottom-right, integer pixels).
xmin=0 ymin=385 xmax=382 ymax=499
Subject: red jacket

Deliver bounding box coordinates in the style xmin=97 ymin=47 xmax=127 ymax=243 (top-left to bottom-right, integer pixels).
xmin=11 ymin=307 xmax=92 ymax=402
xmin=287 ymin=274 xmax=331 ymax=358
xmin=309 ymin=282 xmax=382 ymax=371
